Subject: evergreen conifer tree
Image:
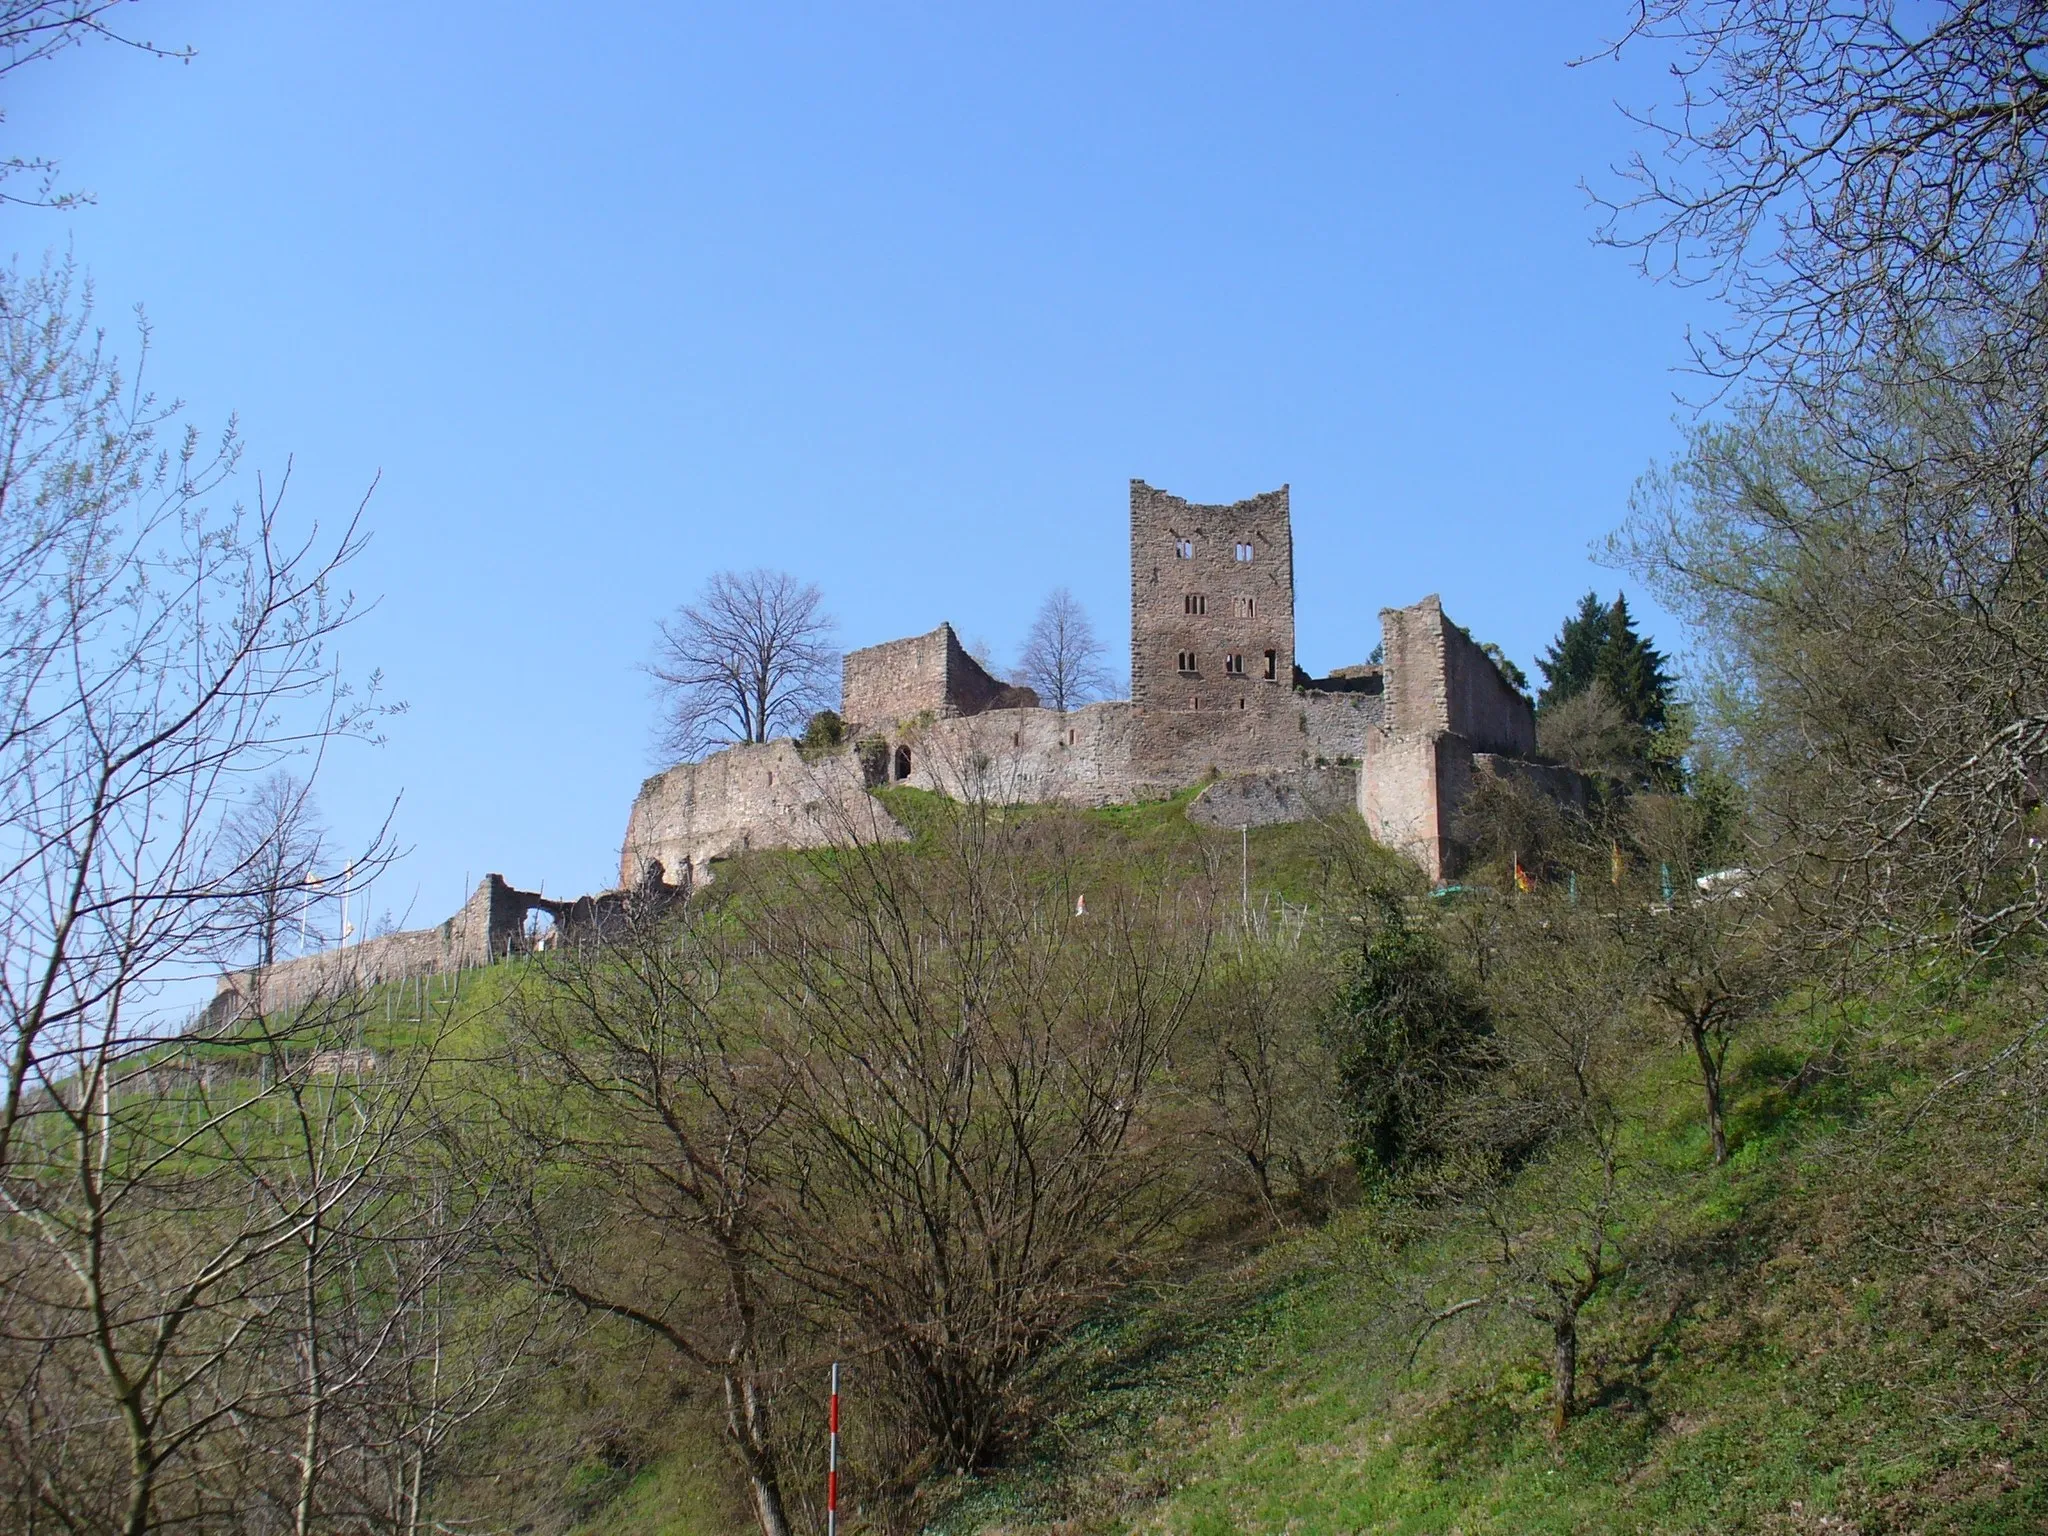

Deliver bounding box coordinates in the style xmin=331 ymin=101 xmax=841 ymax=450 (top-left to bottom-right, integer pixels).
xmin=1593 ymin=594 xmax=1673 ymax=733
xmin=1536 ymin=591 xmax=1610 ymax=713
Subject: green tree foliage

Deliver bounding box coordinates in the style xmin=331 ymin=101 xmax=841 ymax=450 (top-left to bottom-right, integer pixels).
xmin=1480 ymin=641 xmax=1530 ymax=696
xmin=1536 ymin=591 xmax=1672 ymax=733
xmin=1535 ymin=592 xmax=1611 ymax=713
xmin=1533 ymin=592 xmax=1678 ymax=791
xmin=1322 ymin=888 xmax=1489 ymax=1183
xmin=1594 ymin=594 xmax=1672 ymax=733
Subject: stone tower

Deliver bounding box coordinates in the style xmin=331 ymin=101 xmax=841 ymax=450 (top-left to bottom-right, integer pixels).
xmin=1128 ymin=480 xmax=1295 ymax=713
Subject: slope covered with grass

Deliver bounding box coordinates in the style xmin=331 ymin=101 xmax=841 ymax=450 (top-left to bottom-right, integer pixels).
xmin=922 ymin=980 xmax=2046 ymax=1535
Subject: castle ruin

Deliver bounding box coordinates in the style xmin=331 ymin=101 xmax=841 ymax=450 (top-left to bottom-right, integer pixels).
xmin=212 ymin=478 xmax=1574 ymax=1020
xmin=621 ymin=480 xmax=1576 ymax=885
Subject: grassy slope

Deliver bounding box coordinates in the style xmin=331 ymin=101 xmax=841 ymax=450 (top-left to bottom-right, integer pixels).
xmin=925 ymin=988 xmax=2046 ymax=1535
xmin=490 ymin=793 xmax=2045 ymax=1535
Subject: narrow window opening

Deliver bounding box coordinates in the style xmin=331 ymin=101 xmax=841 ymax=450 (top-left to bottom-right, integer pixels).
xmin=1234 ymin=542 xmax=1254 ymax=562
xmin=1189 ymin=695 xmax=1200 ymax=711
xmin=1233 ymin=595 xmax=1256 ymax=618
xmin=893 ymin=744 xmax=912 ymax=781
xmin=1224 ymin=653 xmax=1245 ymax=675
xmin=1068 ymin=727 xmax=1078 ymax=745
xmin=1184 ymin=593 xmax=1206 ymax=615
xmin=1174 ymin=539 xmax=1194 ymax=559
xmin=1238 ymin=696 xmax=1246 ymax=710
xmin=1264 ymin=649 xmax=1278 ymax=681
xmin=1177 ymin=650 xmax=1198 ymax=674
xmin=766 ymin=771 xmax=774 ymax=786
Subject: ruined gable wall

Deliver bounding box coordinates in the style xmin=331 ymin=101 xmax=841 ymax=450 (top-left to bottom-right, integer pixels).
xmin=842 ymin=622 xmax=1022 ymax=727
xmin=939 ymin=627 xmax=1015 ymax=715
xmin=1380 ymin=594 xmax=1535 ymax=755
xmin=842 ymin=627 xmax=953 ymax=729
xmin=620 ymin=738 xmax=906 ymax=886
xmin=1439 ymin=613 xmax=1538 ymax=756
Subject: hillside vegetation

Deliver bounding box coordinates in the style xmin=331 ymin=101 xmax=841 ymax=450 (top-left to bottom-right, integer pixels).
xmin=497 ymin=795 xmax=2045 ymax=1536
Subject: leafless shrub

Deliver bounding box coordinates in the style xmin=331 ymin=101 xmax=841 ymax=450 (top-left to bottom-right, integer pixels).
xmin=743 ymin=799 xmax=1211 ymax=1496
xmin=478 ymin=904 xmax=803 ymax=1536
xmin=1406 ymin=893 xmax=1662 ymax=1437
xmin=1179 ymin=935 xmax=1348 ymax=1226
xmin=1535 ymin=681 xmax=1645 ymax=784
xmin=0 ymin=993 xmax=501 ymax=1534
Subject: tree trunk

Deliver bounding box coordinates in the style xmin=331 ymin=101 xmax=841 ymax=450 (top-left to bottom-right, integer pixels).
xmin=294 ymin=1234 xmax=325 ymax=1536
xmin=1550 ymin=1314 xmax=1577 ymax=1439
xmin=1687 ymin=1016 xmax=1728 ymax=1164
xmin=724 ymin=1371 xmax=791 ymax=1536
xmin=118 ymin=1394 xmax=158 ymax=1536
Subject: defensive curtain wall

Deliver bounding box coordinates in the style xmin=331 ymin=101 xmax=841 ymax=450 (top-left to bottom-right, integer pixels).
xmin=206 ymin=867 xmax=684 ymax=1024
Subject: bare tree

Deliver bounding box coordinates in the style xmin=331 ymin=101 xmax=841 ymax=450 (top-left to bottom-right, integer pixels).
xmin=1593 ymin=0 xmax=2048 ymax=404
xmin=217 ymin=771 xmax=330 ymax=971
xmin=1015 ymin=587 xmax=1113 ymax=711
xmin=746 ymin=797 xmax=1209 ymax=1491
xmin=0 ymin=3 xmax=194 ymax=208
xmin=0 ymin=255 xmax=396 ymax=1186
xmin=478 ymin=906 xmax=801 ymax=1536
xmin=650 ymin=569 xmax=838 ymax=760
xmin=0 ymin=253 xmax=431 ymax=1533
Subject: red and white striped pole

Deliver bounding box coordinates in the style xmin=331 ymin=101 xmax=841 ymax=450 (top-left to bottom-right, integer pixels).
xmin=826 ymin=1362 xmax=841 ymax=1536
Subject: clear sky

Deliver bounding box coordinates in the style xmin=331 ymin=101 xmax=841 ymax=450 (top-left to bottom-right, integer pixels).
xmin=8 ymin=1 xmax=1712 ymax=927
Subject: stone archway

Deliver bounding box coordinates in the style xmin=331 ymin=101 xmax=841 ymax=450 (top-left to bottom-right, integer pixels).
xmin=893 ymin=744 xmax=912 ymax=781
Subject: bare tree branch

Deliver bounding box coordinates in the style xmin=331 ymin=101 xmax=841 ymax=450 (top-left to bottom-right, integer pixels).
xmin=1014 ymin=587 xmax=1113 ymax=712
xmin=648 ymin=569 xmax=837 ymax=761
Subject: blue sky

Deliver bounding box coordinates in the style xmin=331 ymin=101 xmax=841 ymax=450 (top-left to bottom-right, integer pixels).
xmin=9 ymin=1 xmax=1711 ymax=925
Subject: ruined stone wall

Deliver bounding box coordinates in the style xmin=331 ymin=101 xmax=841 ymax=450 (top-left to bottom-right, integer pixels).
xmin=1299 ymin=687 xmax=1384 ymax=762
xmin=209 ymin=869 xmax=690 ymax=1026
xmin=1359 ymin=725 xmax=1453 ymax=877
xmin=1187 ymin=764 xmax=1359 ymax=829
xmin=209 ymin=874 xmax=511 ymax=1021
xmin=1130 ymin=480 xmax=1296 ymax=717
xmin=841 ymin=623 xmax=1020 ymax=729
xmin=1380 ymin=594 xmax=1535 ymax=755
xmin=620 ymin=738 xmax=908 ymax=886
xmin=894 ymin=701 xmax=1175 ymax=807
